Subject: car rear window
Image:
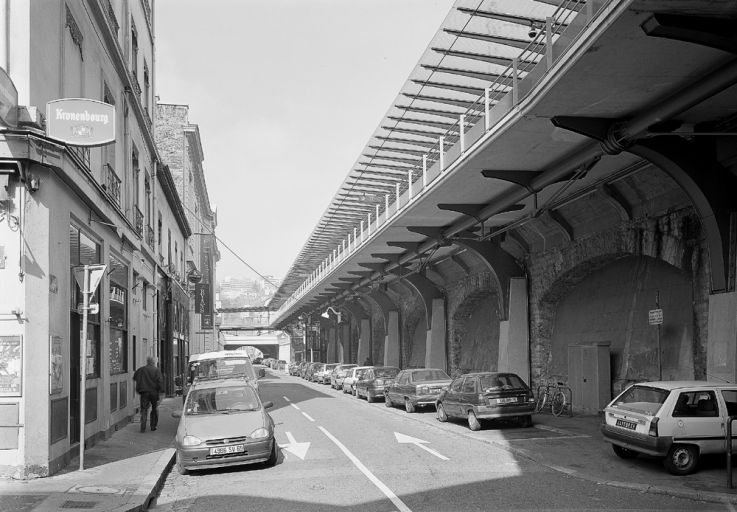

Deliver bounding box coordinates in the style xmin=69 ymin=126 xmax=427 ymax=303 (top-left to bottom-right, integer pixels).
xmin=479 ymin=373 xmax=527 ymax=391
xmin=613 ymin=385 xmax=668 ymax=416
xmin=412 ymin=369 xmax=450 ymax=382
xmin=375 ymin=368 xmax=399 ymax=378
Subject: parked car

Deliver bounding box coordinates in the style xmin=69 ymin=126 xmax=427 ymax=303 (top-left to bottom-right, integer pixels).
xmin=356 ymin=366 xmax=400 ymax=402
xmin=305 ymin=362 xmax=324 ymax=382
xmin=184 ymin=349 xmax=261 ymax=401
xmin=315 ymin=363 xmax=339 ymax=384
xmin=601 ymin=380 xmax=737 ymax=475
xmin=385 ymin=368 xmax=452 ymax=413
xmin=331 ymin=364 xmax=357 ymax=389
xmin=342 ymin=366 xmax=373 ymax=395
xmin=172 ymin=379 xmax=277 ymax=475
xmin=288 ymin=362 xmax=303 ymax=376
xmin=435 ymin=372 xmax=535 ymax=430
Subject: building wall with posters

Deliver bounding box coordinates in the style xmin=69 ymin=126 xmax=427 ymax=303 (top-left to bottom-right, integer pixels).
xmin=0 ymin=1 xmax=190 ymax=478
xmin=155 ymin=103 xmax=219 ymax=357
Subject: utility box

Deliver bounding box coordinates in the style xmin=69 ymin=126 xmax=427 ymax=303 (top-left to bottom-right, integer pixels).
xmin=568 ymin=342 xmax=611 ymax=414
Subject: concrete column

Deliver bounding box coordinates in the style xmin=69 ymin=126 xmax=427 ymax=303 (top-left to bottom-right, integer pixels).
xmin=384 ymin=310 xmax=400 ymax=367
xmin=498 ymin=277 xmax=530 ymax=383
xmin=357 ymin=318 xmax=371 ymax=364
xmin=425 ymin=298 xmax=446 ymax=369
xmin=707 ymin=291 xmax=737 ymax=383
xmin=327 ymin=326 xmax=336 ymax=363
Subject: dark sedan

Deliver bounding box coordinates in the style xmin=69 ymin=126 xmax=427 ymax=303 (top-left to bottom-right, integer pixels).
xmin=385 ymin=368 xmax=451 ymax=413
xmin=436 ymin=372 xmax=535 ymax=431
xmin=356 ymin=366 xmax=399 ymax=402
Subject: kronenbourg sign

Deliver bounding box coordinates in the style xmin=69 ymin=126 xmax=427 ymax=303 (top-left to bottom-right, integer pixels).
xmin=46 ymin=98 xmax=115 ymax=146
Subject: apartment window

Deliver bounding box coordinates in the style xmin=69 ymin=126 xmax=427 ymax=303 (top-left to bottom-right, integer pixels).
xmin=143 ymin=60 xmax=150 ymax=111
xmin=108 ymin=254 xmax=128 ymax=374
xmin=157 ymin=212 xmax=162 ymax=252
xmin=167 ymin=229 xmax=172 ymax=267
xmin=103 ymin=82 xmax=116 ymax=167
xmin=70 ymin=225 xmax=101 ymax=378
xmin=142 ymin=282 xmax=148 ymax=311
xmin=132 ymin=145 xmax=140 ymax=208
xmin=131 ymin=21 xmax=138 ymax=82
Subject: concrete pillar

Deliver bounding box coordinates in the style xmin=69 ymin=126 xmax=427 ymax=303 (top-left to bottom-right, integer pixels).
xmin=425 ymin=298 xmax=446 ymax=369
xmin=707 ymin=291 xmax=737 ymax=383
xmin=327 ymin=326 xmax=336 ymax=363
xmin=384 ymin=310 xmax=400 ymax=367
xmin=357 ymin=318 xmax=371 ymax=364
xmin=498 ymin=277 xmax=530 ymax=383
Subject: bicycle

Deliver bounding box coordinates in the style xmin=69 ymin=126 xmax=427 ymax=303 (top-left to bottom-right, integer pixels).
xmin=535 ymin=381 xmax=571 ymax=417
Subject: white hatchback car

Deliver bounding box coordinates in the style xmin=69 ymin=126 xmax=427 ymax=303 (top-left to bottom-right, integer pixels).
xmin=601 ymin=381 xmax=737 ymax=475
xmin=342 ymin=366 xmax=373 ymax=395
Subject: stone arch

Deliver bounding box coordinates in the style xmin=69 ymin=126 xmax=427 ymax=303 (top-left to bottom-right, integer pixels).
xmin=404 ymin=307 xmax=427 ymax=368
xmin=530 ymin=209 xmax=708 ymax=395
xmin=450 ymin=287 xmax=500 ymax=377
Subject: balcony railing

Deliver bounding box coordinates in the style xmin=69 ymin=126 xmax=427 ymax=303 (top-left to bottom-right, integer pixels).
xmin=70 ymin=146 xmax=90 ymax=169
xmin=134 ymin=206 xmax=143 ymax=236
xmin=146 ymin=225 xmax=155 ymax=247
xmin=105 ymin=0 xmax=119 ymax=34
xmin=103 ymin=163 xmax=121 ymax=206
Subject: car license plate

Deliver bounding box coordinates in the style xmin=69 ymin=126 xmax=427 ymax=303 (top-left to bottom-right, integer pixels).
xmin=209 ymin=444 xmax=245 ymax=456
xmin=498 ymin=397 xmax=517 ymax=404
xmin=615 ymin=419 xmax=637 ymax=430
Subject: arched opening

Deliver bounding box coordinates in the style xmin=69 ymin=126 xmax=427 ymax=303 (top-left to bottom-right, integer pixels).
xmin=407 ymin=312 xmax=426 ymax=368
xmin=451 ymin=292 xmax=500 ymax=375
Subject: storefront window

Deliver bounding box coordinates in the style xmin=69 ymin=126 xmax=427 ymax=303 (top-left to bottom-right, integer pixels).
xmin=109 ymin=254 xmax=128 ymax=374
xmin=70 ymin=225 xmax=102 ymax=378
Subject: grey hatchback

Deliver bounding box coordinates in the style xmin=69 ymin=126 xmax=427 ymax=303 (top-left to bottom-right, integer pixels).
xmin=435 ymin=372 xmax=535 ymax=430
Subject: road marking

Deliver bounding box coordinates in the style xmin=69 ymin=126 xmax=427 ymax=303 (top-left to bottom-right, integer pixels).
xmin=279 ymin=431 xmax=310 ymax=460
xmin=302 ymin=412 xmax=315 ymax=422
xmin=394 ymin=432 xmax=449 ymax=460
xmin=283 ymin=396 xmax=291 ymax=402
xmin=290 ymin=403 xmax=301 ymax=411
xmin=319 ymin=426 xmax=412 ymax=512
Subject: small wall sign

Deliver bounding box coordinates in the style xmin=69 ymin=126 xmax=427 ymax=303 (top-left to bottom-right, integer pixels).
xmin=46 ymin=98 xmax=115 ymax=146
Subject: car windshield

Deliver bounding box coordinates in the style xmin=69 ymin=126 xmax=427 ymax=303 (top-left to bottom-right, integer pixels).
xmin=190 ymin=358 xmax=256 ymax=382
xmin=356 ymin=369 xmax=369 ymax=379
xmin=375 ymin=368 xmax=399 ymax=378
xmin=479 ymin=373 xmax=527 ymax=392
xmin=613 ymin=385 xmax=669 ymax=416
xmin=412 ymin=369 xmax=450 ymax=382
xmin=185 ymin=386 xmax=260 ymax=415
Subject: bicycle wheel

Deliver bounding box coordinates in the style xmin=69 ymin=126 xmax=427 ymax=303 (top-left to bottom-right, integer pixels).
xmin=551 ymin=390 xmax=566 ymax=417
xmin=535 ymin=392 xmax=547 ymax=413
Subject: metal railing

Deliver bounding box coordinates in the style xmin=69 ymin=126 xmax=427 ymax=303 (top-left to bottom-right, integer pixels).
xmin=133 ymin=206 xmax=144 ymax=236
xmin=146 ymin=225 xmax=155 ymax=248
xmin=103 ymin=163 xmax=121 ymax=206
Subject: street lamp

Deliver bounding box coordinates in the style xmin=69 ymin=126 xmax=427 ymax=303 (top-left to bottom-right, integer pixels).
xmin=321 ymin=306 xmax=341 ymax=323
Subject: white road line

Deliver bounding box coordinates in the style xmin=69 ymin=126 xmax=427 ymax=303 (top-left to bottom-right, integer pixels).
xmin=319 ymin=426 xmax=412 ymax=512
xmin=290 ymin=403 xmax=301 ymax=411
xmin=283 ymin=396 xmax=291 ymax=402
xmin=414 ymin=443 xmax=449 ymax=461
xmin=302 ymin=412 xmax=315 ymax=422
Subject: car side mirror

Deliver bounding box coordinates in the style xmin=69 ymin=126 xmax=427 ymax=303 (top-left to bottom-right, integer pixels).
xmin=171 ymin=411 xmax=182 ymax=418
xmin=262 ymin=401 xmax=274 ymax=409
xmin=258 ymin=368 xmax=266 ymax=379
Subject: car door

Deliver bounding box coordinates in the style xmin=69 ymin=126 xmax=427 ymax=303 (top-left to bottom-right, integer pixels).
xmin=460 ymin=376 xmax=478 ymax=414
xmin=358 ymin=369 xmax=373 ymax=396
xmin=671 ymin=389 xmax=724 ymax=455
xmin=444 ymin=377 xmax=464 ymax=417
xmin=390 ymin=371 xmax=406 ymax=401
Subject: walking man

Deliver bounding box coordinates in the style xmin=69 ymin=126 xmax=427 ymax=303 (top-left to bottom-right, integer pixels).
xmin=133 ymin=356 xmax=163 ymax=432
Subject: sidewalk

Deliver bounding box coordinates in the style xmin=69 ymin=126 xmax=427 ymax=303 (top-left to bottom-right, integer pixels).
xmin=495 ymin=412 xmax=737 ymax=505
xmin=0 ymin=397 xmax=180 ymax=512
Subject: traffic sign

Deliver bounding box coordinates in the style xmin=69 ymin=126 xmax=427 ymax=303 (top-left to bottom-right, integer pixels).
xmin=648 ymin=309 xmax=663 ymax=325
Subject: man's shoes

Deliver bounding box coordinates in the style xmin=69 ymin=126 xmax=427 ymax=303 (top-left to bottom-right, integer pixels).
xmin=151 ymin=427 xmax=157 ymax=431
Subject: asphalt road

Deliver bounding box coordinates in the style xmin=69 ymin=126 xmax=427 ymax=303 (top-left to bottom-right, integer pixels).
xmin=152 ymin=371 xmax=731 ymax=511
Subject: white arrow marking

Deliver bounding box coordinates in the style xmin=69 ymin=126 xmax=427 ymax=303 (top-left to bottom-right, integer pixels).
xmin=278 ymin=431 xmax=311 ymax=460
xmin=394 ymin=432 xmax=449 ymax=460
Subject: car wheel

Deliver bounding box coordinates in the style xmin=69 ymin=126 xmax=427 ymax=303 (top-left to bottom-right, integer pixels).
xmin=385 ymin=393 xmax=393 ymax=407
xmin=612 ymin=444 xmax=639 ymax=460
xmin=468 ymin=410 xmax=481 ymax=431
xmin=436 ymin=403 xmax=448 ymax=422
xmin=176 ymin=450 xmax=188 ymax=475
xmin=367 ymin=391 xmax=375 ymax=403
xmin=519 ymin=415 xmax=533 ymax=428
xmin=665 ymin=444 xmax=699 ymax=475
xmin=265 ymin=440 xmax=278 ymax=467
xmin=404 ymin=398 xmax=415 ymax=413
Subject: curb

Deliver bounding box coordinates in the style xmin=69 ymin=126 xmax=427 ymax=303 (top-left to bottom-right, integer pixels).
xmin=126 ymin=448 xmax=175 ymax=512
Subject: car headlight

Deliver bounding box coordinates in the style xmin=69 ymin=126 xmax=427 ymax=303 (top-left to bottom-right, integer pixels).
xmin=182 ymin=435 xmax=202 ymax=447
xmin=250 ymin=427 xmax=270 ymax=439
xmin=419 ymin=386 xmax=429 ymax=394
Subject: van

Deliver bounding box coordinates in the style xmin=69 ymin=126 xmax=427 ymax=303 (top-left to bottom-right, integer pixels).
xmin=182 ymin=349 xmax=263 ymax=400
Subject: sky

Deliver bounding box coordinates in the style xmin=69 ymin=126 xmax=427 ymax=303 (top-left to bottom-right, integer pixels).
xmin=154 ymin=0 xmax=456 ymax=283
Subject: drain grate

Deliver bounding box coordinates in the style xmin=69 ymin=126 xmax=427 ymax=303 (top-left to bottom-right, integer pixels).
xmin=61 ymin=500 xmax=98 ymax=509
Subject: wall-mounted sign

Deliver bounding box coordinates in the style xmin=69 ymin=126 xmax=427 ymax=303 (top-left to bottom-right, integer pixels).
xmin=648 ymin=309 xmax=663 ymax=325
xmin=0 ymin=335 xmax=22 ymax=396
xmin=46 ymin=98 xmax=115 ymax=146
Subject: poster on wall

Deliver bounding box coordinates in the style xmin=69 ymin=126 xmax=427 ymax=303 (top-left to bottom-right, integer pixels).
xmin=0 ymin=335 xmax=22 ymax=396
xmin=50 ymin=335 xmax=64 ymax=394
xmin=199 ymin=235 xmax=214 ymax=330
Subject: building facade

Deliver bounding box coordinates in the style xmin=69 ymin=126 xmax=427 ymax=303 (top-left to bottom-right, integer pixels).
xmin=0 ymin=0 xmax=192 ymax=478
xmin=155 ymin=103 xmax=220 ymax=357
